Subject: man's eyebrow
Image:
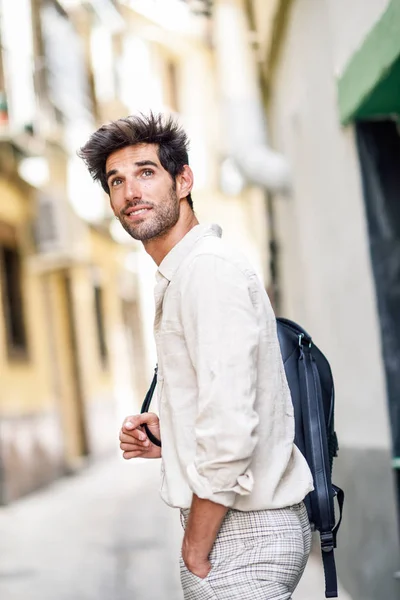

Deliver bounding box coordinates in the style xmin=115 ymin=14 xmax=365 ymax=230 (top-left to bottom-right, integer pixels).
xmin=106 ymin=168 xmax=118 ymax=181
xmin=106 ymin=160 xmax=159 ymax=182
xmin=134 ymin=160 xmax=159 ymax=168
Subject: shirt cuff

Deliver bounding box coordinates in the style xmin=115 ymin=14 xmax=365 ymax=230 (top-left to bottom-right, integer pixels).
xmin=186 ymin=463 xmax=254 ymax=508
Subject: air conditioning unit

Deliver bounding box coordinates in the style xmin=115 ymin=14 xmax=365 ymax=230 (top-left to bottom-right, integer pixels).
xmin=0 ymin=123 xmax=46 ymax=158
xmin=33 ymin=192 xmax=89 ymax=260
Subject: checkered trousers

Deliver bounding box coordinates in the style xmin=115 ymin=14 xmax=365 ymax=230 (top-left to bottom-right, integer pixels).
xmin=179 ymin=502 xmax=311 ymax=600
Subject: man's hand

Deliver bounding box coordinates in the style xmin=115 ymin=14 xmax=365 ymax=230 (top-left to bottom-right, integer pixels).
xmin=182 ymin=549 xmax=211 ymax=580
xmin=119 ymin=413 xmax=161 ymax=459
xmin=182 ymin=494 xmax=228 ymax=579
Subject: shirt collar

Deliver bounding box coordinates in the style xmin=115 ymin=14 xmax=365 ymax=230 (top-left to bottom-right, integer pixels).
xmin=157 ymin=223 xmax=222 ymax=282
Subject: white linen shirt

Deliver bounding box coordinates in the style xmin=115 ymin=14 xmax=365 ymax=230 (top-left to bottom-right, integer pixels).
xmin=154 ymin=224 xmax=313 ymax=510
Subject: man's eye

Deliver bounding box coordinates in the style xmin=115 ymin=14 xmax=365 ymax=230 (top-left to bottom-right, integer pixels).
xmin=142 ymin=169 xmax=154 ymax=177
xmin=111 ymin=178 xmax=122 ymax=186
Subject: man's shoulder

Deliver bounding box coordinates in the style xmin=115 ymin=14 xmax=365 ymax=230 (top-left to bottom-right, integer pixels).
xmin=183 ymin=235 xmax=258 ymax=280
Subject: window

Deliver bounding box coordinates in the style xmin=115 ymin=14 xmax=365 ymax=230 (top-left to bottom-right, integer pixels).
xmin=93 ymin=285 xmax=108 ymax=368
xmin=0 ymin=233 xmax=28 ymax=358
xmin=40 ymin=2 xmax=93 ymax=125
xmin=0 ymin=0 xmax=36 ymax=130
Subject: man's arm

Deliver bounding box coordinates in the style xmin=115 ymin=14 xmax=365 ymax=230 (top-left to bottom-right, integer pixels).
xmin=182 ymin=494 xmax=228 ymax=578
xmin=179 ymin=255 xmax=260 ymax=575
xmin=180 ymin=254 xmax=260 ymax=506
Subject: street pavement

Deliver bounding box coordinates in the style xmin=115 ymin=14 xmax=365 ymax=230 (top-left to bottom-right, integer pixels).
xmin=0 ymin=456 xmax=352 ymax=600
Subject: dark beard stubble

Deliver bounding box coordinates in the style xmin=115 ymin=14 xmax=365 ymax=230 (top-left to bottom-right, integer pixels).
xmin=119 ymin=186 xmax=181 ymax=242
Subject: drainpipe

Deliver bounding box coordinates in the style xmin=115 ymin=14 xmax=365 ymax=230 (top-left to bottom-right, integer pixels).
xmin=214 ymin=0 xmax=290 ymax=193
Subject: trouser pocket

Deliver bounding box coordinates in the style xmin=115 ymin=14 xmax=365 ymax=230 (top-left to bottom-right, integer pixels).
xmin=180 ymin=557 xmax=218 ymax=600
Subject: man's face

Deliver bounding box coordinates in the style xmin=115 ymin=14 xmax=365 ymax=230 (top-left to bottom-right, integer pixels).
xmin=105 ymin=144 xmax=180 ymax=241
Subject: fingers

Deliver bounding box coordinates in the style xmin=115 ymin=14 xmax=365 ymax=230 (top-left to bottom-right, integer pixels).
xmin=120 ymin=435 xmax=149 ymax=448
xmin=122 ymin=450 xmax=145 ymax=460
xmin=122 ymin=412 xmax=159 ymax=433
xmin=119 ymin=430 xmax=147 ymax=444
xmin=120 ymin=442 xmax=142 ymax=451
xmin=120 ymin=413 xmax=160 ymax=460
xmin=119 ymin=431 xmax=150 ymax=454
xmin=120 ymin=430 xmax=143 ymax=442
xmin=120 ymin=442 xmax=146 ymax=452
xmin=122 ymin=415 xmax=144 ymax=432
xmin=120 ymin=417 xmax=149 ymax=447
xmin=120 ymin=435 xmax=149 ymax=450
xmin=120 ymin=437 xmax=149 ymax=459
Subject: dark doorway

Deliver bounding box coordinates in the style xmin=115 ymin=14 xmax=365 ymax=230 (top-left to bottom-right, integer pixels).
xmin=355 ymin=119 xmax=400 ymax=517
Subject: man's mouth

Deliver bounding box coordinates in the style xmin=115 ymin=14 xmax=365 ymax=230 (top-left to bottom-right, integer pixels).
xmin=124 ymin=206 xmax=152 ymax=219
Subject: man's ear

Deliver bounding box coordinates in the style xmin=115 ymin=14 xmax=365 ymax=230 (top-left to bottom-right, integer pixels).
xmin=176 ymin=165 xmax=194 ymax=200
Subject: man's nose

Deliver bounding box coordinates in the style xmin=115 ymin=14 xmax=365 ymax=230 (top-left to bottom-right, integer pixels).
xmin=124 ymin=178 xmax=142 ymax=201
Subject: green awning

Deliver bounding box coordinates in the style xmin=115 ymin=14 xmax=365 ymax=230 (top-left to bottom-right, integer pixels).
xmin=338 ymin=0 xmax=400 ymax=124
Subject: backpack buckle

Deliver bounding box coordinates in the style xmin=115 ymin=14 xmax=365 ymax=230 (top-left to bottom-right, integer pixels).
xmin=321 ymin=531 xmax=334 ymax=553
xmin=298 ymin=333 xmax=312 ymax=348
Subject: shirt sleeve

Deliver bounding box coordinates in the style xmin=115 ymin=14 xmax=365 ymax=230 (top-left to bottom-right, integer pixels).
xmin=180 ymin=253 xmax=260 ymax=507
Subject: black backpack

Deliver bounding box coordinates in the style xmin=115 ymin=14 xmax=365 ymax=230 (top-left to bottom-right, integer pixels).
xmin=277 ymin=318 xmax=344 ymax=599
xmin=141 ymin=318 xmax=344 ymax=599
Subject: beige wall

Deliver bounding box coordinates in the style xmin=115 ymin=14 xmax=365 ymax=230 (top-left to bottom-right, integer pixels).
xmin=267 ymin=0 xmax=390 ymax=450
xmin=0 ymin=177 xmax=65 ymax=501
xmin=73 ymin=228 xmax=137 ymax=456
xmin=0 ymin=177 xmax=134 ymax=498
xmin=0 ymin=178 xmax=53 ymax=416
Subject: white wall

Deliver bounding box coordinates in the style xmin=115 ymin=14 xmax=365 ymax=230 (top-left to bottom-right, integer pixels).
xmin=268 ymin=0 xmax=391 ymax=449
xmin=326 ymin=0 xmax=390 ymax=76
xmin=178 ymin=39 xmax=269 ymax=281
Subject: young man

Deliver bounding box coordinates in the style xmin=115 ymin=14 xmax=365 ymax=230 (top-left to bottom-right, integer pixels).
xmin=79 ymin=113 xmax=314 ymax=600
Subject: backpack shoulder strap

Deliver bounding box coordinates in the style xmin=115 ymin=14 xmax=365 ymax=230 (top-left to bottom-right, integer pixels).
xmin=321 ymin=547 xmax=339 ymax=599
xmin=140 ymin=365 xmax=162 ymax=447
xmin=298 ymin=342 xmax=338 ymax=598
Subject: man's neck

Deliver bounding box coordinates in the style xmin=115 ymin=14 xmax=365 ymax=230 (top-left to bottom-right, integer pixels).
xmin=143 ymin=208 xmax=199 ymax=266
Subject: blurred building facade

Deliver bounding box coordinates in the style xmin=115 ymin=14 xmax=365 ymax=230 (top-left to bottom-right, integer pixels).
xmin=242 ymin=0 xmax=400 ymax=598
xmin=0 ymin=0 xmax=138 ymax=503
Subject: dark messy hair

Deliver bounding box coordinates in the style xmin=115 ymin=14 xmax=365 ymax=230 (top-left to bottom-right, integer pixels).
xmin=78 ymin=113 xmax=193 ymax=210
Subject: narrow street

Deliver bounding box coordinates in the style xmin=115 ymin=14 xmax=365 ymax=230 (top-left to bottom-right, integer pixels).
xmin=0 ymin=456 xmax=351 ymax=600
